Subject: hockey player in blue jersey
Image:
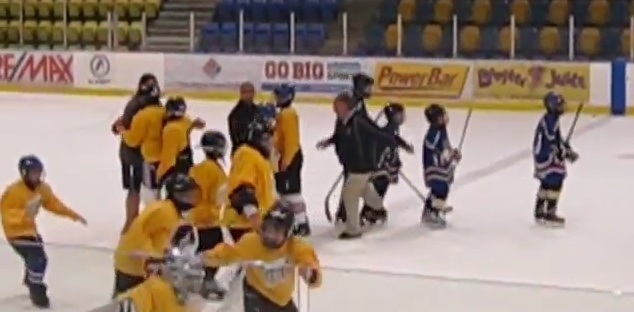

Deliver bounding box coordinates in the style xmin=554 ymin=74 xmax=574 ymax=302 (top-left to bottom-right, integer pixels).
xmin=422 ymin=103 xmax=460 ymax=227
xmin=533 ymin=92 xmax=579 ymax=226
xmin=361 ymin=102 xmax=406 ymax=225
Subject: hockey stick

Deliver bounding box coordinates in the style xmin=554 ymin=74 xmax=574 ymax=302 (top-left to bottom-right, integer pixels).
xmin=457 ymin=108 xmax=473 ymax=151
xmin=323 ymin=109 xmax=386 ymax=222
xmin=565 ymin=102 xmax=584 ymax=142
xmin=398 ymin=172 xmax=426 ymax=202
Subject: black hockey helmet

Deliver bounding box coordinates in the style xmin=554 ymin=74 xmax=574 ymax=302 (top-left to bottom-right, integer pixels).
xmin=165 ymin=97 xmax=186 ymax=118
xmin=137 ymin=73 xmax=161 ymax=103
xmin=164 ymin=173 xmax=198 ymax=212
xmin=247 ymin=116 xmax=274 ymax=152
xmin=199 ymin=130 xmax=227 ymax=159
xmin=352 ymin=73 xmax=374 ymax=99
xmin=384 ymin=102 xmax=405 ymax=122
xmin=261 ymin=202 xmax=295 ymax=249
xmin=424 ymin=103 xmax=446 ymax=125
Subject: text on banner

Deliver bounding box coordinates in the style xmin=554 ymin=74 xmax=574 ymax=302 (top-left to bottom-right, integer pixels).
xmin=0 ymin=51 xmax=73 ymax=84
xmin=474 ymin=62 xmax=590 ymax=101
xmin=373 ymin=61 xmax=469 ymax=98
xmin=264 ymin=60 xmax=325 ymax=81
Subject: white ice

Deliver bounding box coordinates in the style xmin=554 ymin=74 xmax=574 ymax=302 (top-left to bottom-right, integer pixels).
xmin=0 ymin=92 xmax=632 ymax=311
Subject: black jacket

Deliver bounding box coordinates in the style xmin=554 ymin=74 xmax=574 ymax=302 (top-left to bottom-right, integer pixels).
xmin=118 ymin=95 xmax=145 ymax=164
xmin=329 ymin=111 xmax=407 ymax=174
xmin=228 ymin=100 xmax=259 ymax=154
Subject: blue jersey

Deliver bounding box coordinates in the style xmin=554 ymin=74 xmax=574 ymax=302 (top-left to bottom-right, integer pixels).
xmin=377 ymin=120 xmax=402 ymax=182
xmin=533 ymin=113 xmax=567 ymax=180
xmin=422 ymin=126 xmax=454 ymax=185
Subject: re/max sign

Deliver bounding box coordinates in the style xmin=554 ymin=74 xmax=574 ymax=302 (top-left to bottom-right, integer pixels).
xmin=0 ymin=52 xmax=73 ymax=85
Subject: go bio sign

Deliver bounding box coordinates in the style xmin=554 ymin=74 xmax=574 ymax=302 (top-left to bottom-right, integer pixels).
xmin=260 ymin=57 xmax=363 ymax=93
xmin=262 ymin=59 xmax=326 ymax=82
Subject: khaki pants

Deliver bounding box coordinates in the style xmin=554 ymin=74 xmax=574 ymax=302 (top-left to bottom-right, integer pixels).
xmin=340 ymin=172 xmax=384 ymax=234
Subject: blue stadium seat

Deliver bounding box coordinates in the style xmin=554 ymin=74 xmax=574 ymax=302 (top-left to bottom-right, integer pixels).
xmin=272 ymin=23 xmax=289 ymax=53
xmin=242 ymin=22 xmax=255 ymax=51
xmin=600 ymin=27 xmax=619 ymax=58
xmin=518 ymin=27 xmax=538 ymax=58
xmin=365 ymin=23 xmax=385 ymax=52
xmin=294 ymin=23 xmax=309 ymax=53
xmin=455 ymin=0 xmax=472 ymax=24
xmin=530 ymin=0 xmax=549 ymax=27
xmin=480 ymin=26 xmax=498 ymax=57
xmin=414 ymin=0 xmax=434 ymax=23
xmin=571 ymin=1 xmax=588 ymax=27
xmin=377 ymin=0 xmax=397 ymax=23
xmin=320 ymin=0 xmax=338 ymax=23
xmin=402 ymin=24 xmax=422 ymax=56
xmin=490 ymin=0 xmax=509 ymax=26
xmin=220 ymin=22 xmax=238 ymax=51
xmin=200 ymin=22 xmax=220 ymax=51
xmin=302 ymin=0 xmax=321 ymax=22
xmin=268 ymin=0 xmax=287 ymax=22
xmin=307 ymin=23 xmax=326 ymax=49
xmin=255 ymin=23 xmax=271 ymax=52
xmin=251 ymin=0 xmax=267 ymax=22
xmin=235 ymin=0 xmax=250 ymax=19
xmin=609 ymin=0 xmax=628 ymax=27
xmin=216 ymin=0 xmax=236 ymax=22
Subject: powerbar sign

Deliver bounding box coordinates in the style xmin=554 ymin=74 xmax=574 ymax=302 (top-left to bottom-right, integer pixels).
xmin=0 ymin=51 xmax=73 ymax=85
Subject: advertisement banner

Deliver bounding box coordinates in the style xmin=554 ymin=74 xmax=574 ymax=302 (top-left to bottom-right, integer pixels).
xmin=74 ymin=52 xmax=164 ymax=91
xmin=0 ymin=51 xmax=73 ymax=85
xmin=74 ymin=53 xmax=113 ymax=87
xmin=373 ymin=61 xmax=469 ymax=98
xmin=260 ymin=56 xmax=361 ymax=93
xmin=473 ymin=61 xmax=590 ymax=101
xmin=164 ymin=54 xmax=260 ymax=91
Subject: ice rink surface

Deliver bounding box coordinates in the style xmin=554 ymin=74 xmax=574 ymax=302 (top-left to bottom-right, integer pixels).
xmin=0 ymin=92 xmax=633 ymax=310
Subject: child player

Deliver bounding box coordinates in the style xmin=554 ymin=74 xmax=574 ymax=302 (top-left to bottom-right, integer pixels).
xmin=533 ymin=92 xmax=579 ymax=226
xmin=204 ymin=203 xmax=321 ymax=312
xmin=362 ymin=102 xmax=406 ymax=225
xmin=271 ymin=84 xmax=310 ymax=236
xmin=422 ymin=104 xmax=461 ymax=228
xmin=1 ymin=155 xmax=87 ymax=308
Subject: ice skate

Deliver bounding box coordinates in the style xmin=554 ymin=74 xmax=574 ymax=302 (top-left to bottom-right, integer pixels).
xmin=293 ymin=221 xmax=311 ymax=236
xmin=360 ymin=205 xmax=387 ymax=225
xmin=421 ymin=208 xmax=447 ymax=229
xmin=542 ymin=212 xmax=565 ymax=227
xmin=28 ymin=283 xmax=50 ymax=308
xmin=199 ymin=278 xmax=226 ymax=301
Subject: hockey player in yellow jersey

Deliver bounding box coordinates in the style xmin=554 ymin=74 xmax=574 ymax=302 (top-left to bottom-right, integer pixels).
xmin=1 ymin=155 xmax=87 ymax=308
xmin=222 ymin=116 xmax=277 ymax=233
xmin=271 ymin=84 xmax=309 ymax=236
xmin=205 ymin=203 xmax=321 ymax=312
xmin=115 ymin=83 xmax=165 ymax=205
xmin=96 ymin=224 xmax=207 ymax=312
xmin=113 ymin=173 xmax=198 ymax=296
xmin=157 ymin=97 xmax=198 ymax=185
xmin=187 ymin=130 xmax=235 ymax=300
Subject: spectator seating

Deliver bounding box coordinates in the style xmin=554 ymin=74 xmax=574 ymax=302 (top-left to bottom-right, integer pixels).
xmin=0 ymin=0 xmax=159 ymax=50
xmin=358 ymin=0 xmax=633 ymax=60
xmin=198 ymin=0 xmax=338 ymax=53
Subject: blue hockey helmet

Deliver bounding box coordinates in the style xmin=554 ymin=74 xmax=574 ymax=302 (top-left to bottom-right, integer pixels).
xmin=18 ymin=155 xmax=44 ymax=187
xmin=273 ymin=84 xmax=296 ymax=107
xmin=543 ymin=91 xmax=565 ymax=112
